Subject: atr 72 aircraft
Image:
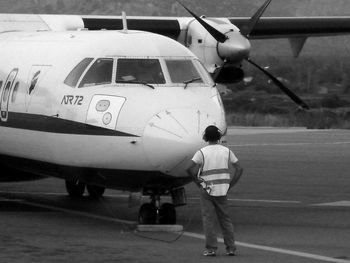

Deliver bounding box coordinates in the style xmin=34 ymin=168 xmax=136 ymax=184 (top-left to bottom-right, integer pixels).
xmin=1 ymin=0 xmax=350 ymax=224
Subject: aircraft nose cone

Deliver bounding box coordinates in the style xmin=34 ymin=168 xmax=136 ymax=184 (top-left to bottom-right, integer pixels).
xmin=143 ymin=109 xmax=217 ymax=175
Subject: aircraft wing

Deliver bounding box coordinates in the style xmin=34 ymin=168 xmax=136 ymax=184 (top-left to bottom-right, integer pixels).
xmin=81 ymin=15 xmax=350 ymax=39
xmin=2 ymin=14 xmax=350 ymax=40
xmin=82 ymin=16 xmax=182 ymax=39
xmin=230 ymin=17 xmax=350 ymax=39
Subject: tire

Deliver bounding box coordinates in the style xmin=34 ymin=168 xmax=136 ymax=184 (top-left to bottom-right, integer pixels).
xmin=159 ymin=203 xmax=176 ymax=224
xmin=138 ymin=203 xmax=157 ymax=224
xmin=87 ymin=184 xmax=105 ymax=198
xmin=65 ymin=180 xmax=85 ymax=197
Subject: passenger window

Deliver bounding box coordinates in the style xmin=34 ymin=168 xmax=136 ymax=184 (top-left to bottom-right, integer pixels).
xmin=166 ymin=60 xmax=203 ymax=84
xmin=116 ymin=59 xmax=165 ymax=84
xmin=79 ymin=58 xmax=113 ymax=88
xmin=64 ymin=58 xmax=93 ymax=87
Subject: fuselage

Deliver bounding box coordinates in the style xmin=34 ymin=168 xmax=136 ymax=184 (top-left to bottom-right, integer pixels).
xmin=0 ymin=30 xmax=226 ymax=191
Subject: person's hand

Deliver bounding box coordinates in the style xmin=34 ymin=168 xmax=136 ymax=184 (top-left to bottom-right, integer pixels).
xmin=194 ymin=177 xmax=204 ymax=188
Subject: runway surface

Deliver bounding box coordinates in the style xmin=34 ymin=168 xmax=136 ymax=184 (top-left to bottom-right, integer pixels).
xmin=1 ymin=127 xmax=350 ymax=262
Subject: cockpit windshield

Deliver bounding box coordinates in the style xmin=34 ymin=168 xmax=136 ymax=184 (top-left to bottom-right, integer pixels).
xmin=165 ymin=60 xmax=204 ymax=84
xmin=79 ymin=58 xmax=113 ymax=88
xmin=64 ymin=58 xmax=93 ymax=87
xmin=65 ymin=57 xmax=213 ymax=88
xmin=116 ymin=59 xmax=165 ymax=84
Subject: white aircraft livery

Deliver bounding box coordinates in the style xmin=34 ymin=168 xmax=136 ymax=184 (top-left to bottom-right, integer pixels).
xmin=0 ymin=26 xmax=225 ymax=224
xmin=1 ymin=0 xmax=350 ymax=224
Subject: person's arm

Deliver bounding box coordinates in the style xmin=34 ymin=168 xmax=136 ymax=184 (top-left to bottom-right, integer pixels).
xmin=185 ymin=160 xmax=202 ymax=187
xmin=229 ymin=161 xmax=243 ymax=189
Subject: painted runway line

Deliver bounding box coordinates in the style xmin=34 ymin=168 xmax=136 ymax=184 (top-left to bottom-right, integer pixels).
xmin=226 ymin=127 xmax=350 ymax=136
xmin=0 ymin=191 xmax=302 ymax=204
xmin=183 ymin=232 xmax=350 ymax=263
xmin=187 ymin=196 xmax=301 ymax=204
xmin=0 ymin=197 xmax=24 ymax=202
xmin=226 ymin=127 xmax=311 ymax=135
xmin=228 ymin=141 xmax=350 ymax=147
xmin=227 ymin=198 xmax=301 ymax=204
xmin=313 ymin=201 xmax=350 ymax=207
xmin=21 ymin=200 xmax=137 ymax=225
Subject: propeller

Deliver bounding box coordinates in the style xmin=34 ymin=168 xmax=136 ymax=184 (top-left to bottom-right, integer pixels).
xmin=240 ymin=0 xmax=272 ymax=37
xmin=246 ymin=58 xmax=309 ymax=109
xmin=177 ymin=0 xmax=310 ymax=110
xmin=176 ymin=1 xmax=227 ymax=43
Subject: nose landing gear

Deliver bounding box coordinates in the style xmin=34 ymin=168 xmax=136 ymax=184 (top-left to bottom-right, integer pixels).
xmin=158 ymin=203 xmax=176 ymax=224
xmin=138 ymin=199 xmax=176 ymax=225
xmin=138 ymin=187 xmax=186 ymax=225
xmin=65 ymin=180 xmax=86 ymax=197
xmin=65 ymin=179 xmax=105 ymax=198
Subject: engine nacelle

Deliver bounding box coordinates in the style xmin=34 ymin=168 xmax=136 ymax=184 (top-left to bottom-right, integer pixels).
xmin=213 ymin=65 xmax=244 ymax=84
xmin=185 ymin=18 xmax=250 ymax=73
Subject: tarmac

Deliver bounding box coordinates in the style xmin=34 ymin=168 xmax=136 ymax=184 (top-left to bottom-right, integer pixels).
xmin=1 ymin=127 xmax=350 ymax=263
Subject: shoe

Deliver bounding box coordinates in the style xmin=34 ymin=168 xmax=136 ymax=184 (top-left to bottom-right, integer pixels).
xmin=203 ymin=250 xmax=216 ymax=257
xmin=226 ymin=249 xmax=236 ymax=256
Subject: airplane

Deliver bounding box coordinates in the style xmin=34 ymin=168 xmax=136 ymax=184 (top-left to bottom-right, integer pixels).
xmin=1 ymin=0 xmax=350 ymax=224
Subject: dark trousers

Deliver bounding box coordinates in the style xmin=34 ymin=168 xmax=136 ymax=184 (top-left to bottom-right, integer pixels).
xmin=199 ymin=189 xmax=236 ymax=251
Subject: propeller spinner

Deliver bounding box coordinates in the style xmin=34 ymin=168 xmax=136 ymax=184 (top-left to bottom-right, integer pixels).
xmin=177 ymin=0 xmax=309 ymax=110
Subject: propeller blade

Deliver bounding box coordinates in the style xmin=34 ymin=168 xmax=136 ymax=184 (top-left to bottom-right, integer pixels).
xmin=241 ymin=0 xmax=272 ymax=37
xmin=246 ymin=58 xmax=310 ymax=110
xmin=176 ymin=1 xmax=227 ymax=43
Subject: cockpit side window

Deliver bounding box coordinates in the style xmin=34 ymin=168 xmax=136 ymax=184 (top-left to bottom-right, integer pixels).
xmin=116 ymin=59 xmax=165 ymax=84
xmin=165 ymin=60 xmax=204 ymax=84
xmin=79 ymin=58 xmax=113 ymax=88
xmin=64 ymin=58 xmax=93 ymax=87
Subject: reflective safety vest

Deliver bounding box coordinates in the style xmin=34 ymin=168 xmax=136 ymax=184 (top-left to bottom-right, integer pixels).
xmin=198 ymin=147 xmax=231 ymax=196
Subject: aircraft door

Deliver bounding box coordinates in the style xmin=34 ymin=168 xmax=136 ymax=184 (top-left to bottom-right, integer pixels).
xmin=25 ymin=65 xmax=52 ymax=110
xmin=0 ymin=68 xmax=18 ymax=122
xmin=86 ymin=95 xmax=126 ymax=130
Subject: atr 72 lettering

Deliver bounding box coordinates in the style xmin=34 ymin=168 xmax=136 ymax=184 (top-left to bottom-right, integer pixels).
xmin=61 ymin=95 xmax=84 ymax=105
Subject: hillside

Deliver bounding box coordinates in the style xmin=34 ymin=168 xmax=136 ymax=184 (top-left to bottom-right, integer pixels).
xmin=1 ymin=0 xmax=350 ymax=16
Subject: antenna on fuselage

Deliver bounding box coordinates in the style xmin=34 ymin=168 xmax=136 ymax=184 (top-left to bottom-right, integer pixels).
xmin=122 ymin=11 xmax=128 ymax=33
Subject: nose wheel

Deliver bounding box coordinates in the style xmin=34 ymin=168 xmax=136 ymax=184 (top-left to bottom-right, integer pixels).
xmin=86 ymin=184 xmax=105 ymax=198
xmin=65 ymin=180 xmax=85 ymax=197
xmin=65 ymin=180 xmax=105 ymax=198
xmin=138 ymin=197 xmax=176 ymax=225
xmin=158 ymin=203 xmax=176 ymax=224
xmin=138 ymin=203 xmax=157 ymax=224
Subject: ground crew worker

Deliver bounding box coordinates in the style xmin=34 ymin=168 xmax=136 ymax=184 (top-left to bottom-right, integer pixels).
xmin=186 ymin=125 xmax=243 ymax=257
